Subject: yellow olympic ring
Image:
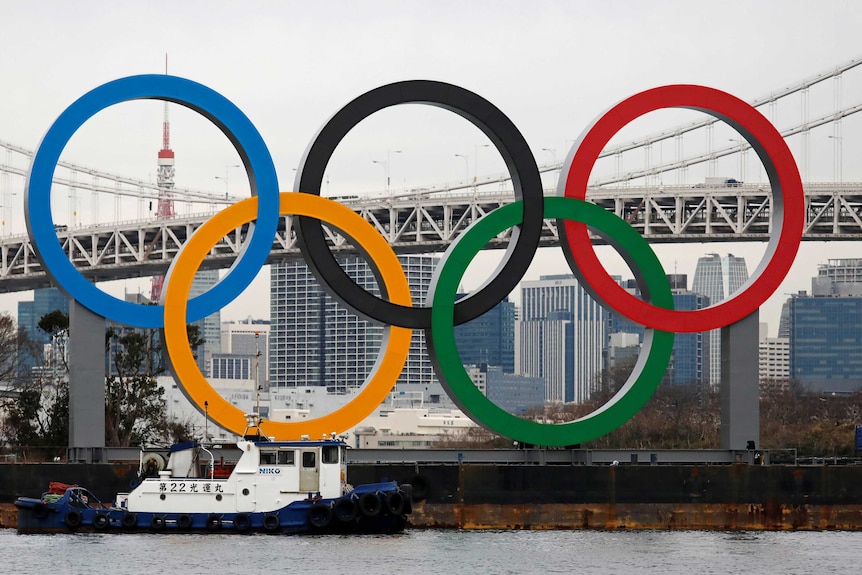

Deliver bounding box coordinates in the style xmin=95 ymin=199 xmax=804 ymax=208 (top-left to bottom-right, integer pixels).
xmin=163 ymin=192 xmax=412 ymax=440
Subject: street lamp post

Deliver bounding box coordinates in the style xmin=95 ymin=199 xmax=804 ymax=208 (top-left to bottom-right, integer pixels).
xmin=455 ymin=153 xmax=469 ymax=183
xmin=215 ymin=164 xmax=241 ymax=199
xmin=373 ymin=150 xmax=401 ymax=193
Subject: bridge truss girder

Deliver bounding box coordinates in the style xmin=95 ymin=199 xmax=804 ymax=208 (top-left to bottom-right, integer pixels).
xmin=2 ymin=182 xmax=862 ymax=293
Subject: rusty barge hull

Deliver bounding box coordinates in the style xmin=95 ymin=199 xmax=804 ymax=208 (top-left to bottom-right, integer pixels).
xmin=4 ymin=462 xmax=862 ymax=530
xmin=412 ymin=502 xmax=862 ymax=530
xmin=349 ymin=463 xmax=862 ymax=530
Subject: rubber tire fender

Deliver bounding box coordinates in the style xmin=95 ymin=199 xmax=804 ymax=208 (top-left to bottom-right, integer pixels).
xmin=206 ymin=514 xmax=222 ymax=531
xmin=64 ymin=509 xmax=82 ymax=529
xmin=122 ymin=512 xmax=138 ymax=528
xmin=176 ymin=514 xmax=193 ymax=530
xmin=358 ymin=492 xmax=382 ymax=518
xmin=385 ymin=490 xmax=404 ymax=516
xmin=308 ymin=502 xmax=333 ymax=529
xmin=233 ymin=512 xmax=251 ymax=532
xmin=333 ymin=497 xmax=358 ymax=522
xmin=150 ymin=515 xmax=166 ymax=531
xmin=263 ymin=513 xmax=280 ymax=532
xmin=93 ymin=512 xmax=110 ymax=530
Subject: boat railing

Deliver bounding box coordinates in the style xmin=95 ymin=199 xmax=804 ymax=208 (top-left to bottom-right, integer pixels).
xmin=200 ymin=444 xmax=216 ymax=481
xmin=67 ymin=487 xmax=107 ymax=510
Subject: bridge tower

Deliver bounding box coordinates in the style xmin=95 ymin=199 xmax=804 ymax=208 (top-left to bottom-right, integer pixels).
xmin=150 ymin=56 xmax=175 ymax=302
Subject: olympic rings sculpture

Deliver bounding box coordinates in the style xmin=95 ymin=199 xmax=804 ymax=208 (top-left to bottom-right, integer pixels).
xmin=24 ymin=76 xmax=804 ymax=446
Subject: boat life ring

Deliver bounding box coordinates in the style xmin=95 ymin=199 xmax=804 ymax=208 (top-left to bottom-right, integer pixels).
xmin=122 ymin=513 xmax=138 ymax=528
xmin=150 ymin=515 xmax=166 ymax=531
xmin=333 ymin=497 xmax=358 ymax=522
xmin=64 ymin=510 xmax=82 ymax=528
xmin=233 ymin=513 xmax=251 ymax=532
xmin=31 ymin=503 xmax=49 ymax=520
xmin=384 ymin=491 xmax=404 ymax=516
xmin=205 ymin=514 xmax=221 ymax=531
xmin=308 ymin=502 xmax=332 ymax=529
xmin=358 ymin=492 xmax=381 ymax=518
xmin=176 ymin=514 xmax=193 ymax=530
xmin=263 ymin=514 xmax=280 ymax=532
xmin=93 ymin=513 xmax=110 ymax=530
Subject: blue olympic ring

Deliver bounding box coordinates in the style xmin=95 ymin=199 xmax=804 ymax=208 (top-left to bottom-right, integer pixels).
xmin=24 ymin=75 xmax=280 ymax=328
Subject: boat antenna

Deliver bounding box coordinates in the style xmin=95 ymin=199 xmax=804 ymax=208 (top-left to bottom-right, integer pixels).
xmin=204 ymin=400 xmax=209 ymax=443
xmin=255 ymin=331 xmax=262 ymax=416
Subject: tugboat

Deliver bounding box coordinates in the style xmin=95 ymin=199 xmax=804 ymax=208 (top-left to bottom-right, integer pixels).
xmin=15 ymin=415 xmax=412 ymax=534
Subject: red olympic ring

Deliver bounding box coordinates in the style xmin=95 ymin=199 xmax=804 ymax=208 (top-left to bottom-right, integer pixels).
xmin=560 ymin=84 xmax=804 ymax=333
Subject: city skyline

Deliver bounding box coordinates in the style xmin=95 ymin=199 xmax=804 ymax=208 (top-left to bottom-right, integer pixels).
xmin=18 ymin=255 xmax=862 ymax=405
xmin=1 ymin=2 xmax=861 ymax=342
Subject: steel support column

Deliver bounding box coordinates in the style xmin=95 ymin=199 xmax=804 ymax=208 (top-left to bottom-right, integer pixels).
xmin=67 ymin=300 xmax=105 ymax=463
xmin=720 ymin=310 xmax=760 ymax=450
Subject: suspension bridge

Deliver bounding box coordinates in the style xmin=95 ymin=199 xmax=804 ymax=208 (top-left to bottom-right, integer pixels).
xmin=1 ymin=56 xmax=861 ymax=294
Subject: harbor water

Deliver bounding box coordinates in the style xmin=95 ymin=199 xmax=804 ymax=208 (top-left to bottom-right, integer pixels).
xmin=1 ymin=528 xmax=860 ymax=574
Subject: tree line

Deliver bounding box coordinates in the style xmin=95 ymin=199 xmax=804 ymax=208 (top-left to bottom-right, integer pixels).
xmin=438 ymin=359 xmax=862 ymax=457
xmin=0 ymin=310 xmax=204 ymax=461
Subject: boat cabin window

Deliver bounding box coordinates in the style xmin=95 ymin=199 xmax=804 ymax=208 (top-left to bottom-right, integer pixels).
xmin=262 ymin=449 xmax=295 ymax=466
xmin=322 ymin=445 xmax=339 ymax=464
xmin=302 ymin=451 xmax=316 ymax=468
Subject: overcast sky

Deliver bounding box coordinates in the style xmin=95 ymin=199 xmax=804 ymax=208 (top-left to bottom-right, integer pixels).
xmin=2 ymin=0 xmax=862 ymax=335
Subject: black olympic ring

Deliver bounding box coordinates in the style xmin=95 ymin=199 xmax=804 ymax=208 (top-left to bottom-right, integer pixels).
xmin=293 ymin=80 xmax=544 ymax=329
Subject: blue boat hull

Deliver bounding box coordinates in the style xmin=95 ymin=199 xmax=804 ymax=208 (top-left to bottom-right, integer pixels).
xmin=15 ymin=482 xmax=411 ymax=535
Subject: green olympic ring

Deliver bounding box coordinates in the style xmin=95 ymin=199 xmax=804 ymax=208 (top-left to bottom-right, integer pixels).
xmin=427 ymin=197 xmax=675 ymax=446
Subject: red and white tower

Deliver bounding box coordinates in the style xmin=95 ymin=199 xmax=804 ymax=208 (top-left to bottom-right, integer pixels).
xmin=150 ymin=57 xmax=175 ymax=302
xmin=156 ymin=100 xmax=175 ymax=218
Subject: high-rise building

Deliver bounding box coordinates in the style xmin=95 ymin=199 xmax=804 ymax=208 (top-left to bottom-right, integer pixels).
xmin=787 ymin=295 xmax=862 ymax=393
xmin=453 ymin=294 xmax=515 ymax=374
xmin=17 ymin=287 xmax=70 ymax=377
xmin=758 ymin=320 xmax=789 ymax=394
xmin=220 ymin=320 xmax=270 ymax=384
xmin=188 ymin=270 xmax=221 ymax=377
xmin=211 ymin=319 xmax=270 ymax=389
xmin=811 ymin=259 xmax=862 ymax=296
xmin=691 ymin=253 xmax=749 ymax=389
xmin=786 ymin=259 xmax=862 ymax=394
xmin=517 ymin=275 xmax=606 ymax=403
xmin=777 ymin=298 xmax=793 ymax=339
xmin=607 ymin=276 xmax=709 ymax=388
xmin=269 ymin=255 xmax=437 ymax=392
xmin=467 ymin=364 xmax=544 ymax=414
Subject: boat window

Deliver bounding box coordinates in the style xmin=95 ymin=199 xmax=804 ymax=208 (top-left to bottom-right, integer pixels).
xmin=260 ymin=451 xmax=277 ymax=465
xmin=278 ymin=450 xmax=295 ymax=465
xmin=322 ymin=446 xmax=339 ymax=464
xmin=302 ymin=451 xmax=316 ymax=468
